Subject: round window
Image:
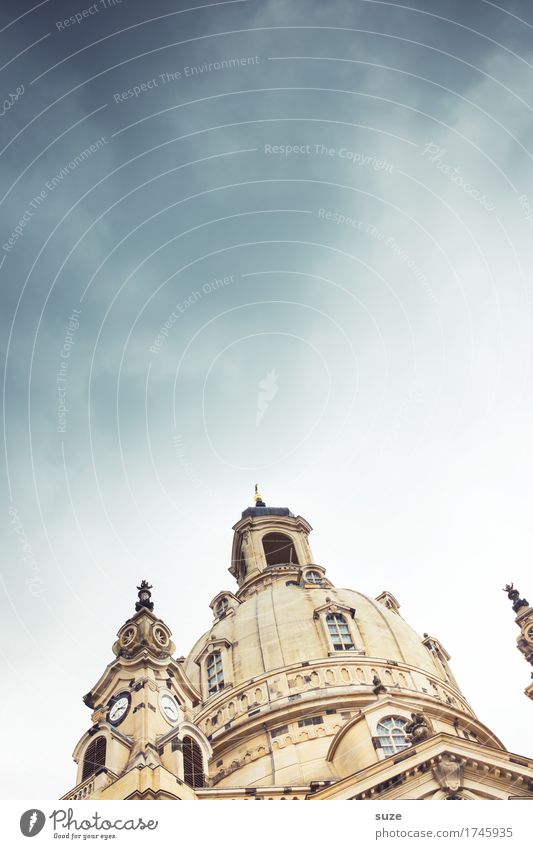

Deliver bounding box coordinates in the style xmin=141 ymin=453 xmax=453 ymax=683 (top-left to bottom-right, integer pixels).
xmin=154 ymin=626 xmax=169 ymax=646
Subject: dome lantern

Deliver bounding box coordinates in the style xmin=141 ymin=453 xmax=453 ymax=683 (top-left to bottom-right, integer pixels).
xmin=229 ymin=493 xmax=315 ymax=587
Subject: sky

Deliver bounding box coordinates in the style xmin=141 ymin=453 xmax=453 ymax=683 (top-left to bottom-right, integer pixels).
xmin=1 ymin=0 xmax=533 ymax=799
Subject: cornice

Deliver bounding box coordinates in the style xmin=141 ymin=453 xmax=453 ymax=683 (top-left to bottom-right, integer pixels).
xmin=312 ymin=734 xmax=533 ymax=800
xmin=87 ymin=652 xmax=200 ymax=706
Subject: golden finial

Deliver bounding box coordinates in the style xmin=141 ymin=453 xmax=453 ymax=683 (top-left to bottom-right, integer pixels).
xmin=255 ymin=484 xmax=265 ymax=506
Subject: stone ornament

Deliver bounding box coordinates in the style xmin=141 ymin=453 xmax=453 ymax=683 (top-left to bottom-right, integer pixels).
xmin=405 ymin=712 xmax=431 ymax=744
xmin=503 ymin=583 xmax=529 ymax=614
xmin=372 ymin=675 xmax=387 ymax=695
xmin=503 ymin=582 xmax=533 ymax=693
xmin=136 ymin=580 xmax=154 ymax=612
xmin=433 ymin=754 xmax=464 ymax=793
xmin=120 ymin=626 xmax=136 ymax=647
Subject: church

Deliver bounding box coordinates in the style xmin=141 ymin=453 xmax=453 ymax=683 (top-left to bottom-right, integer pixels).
xmin=63 ymin=492 xmax=533 ymax=800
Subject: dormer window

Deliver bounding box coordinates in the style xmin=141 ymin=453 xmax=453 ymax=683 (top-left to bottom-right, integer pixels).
xmin=314 ymin=603 xmax=362 ymax=656
xmin=326 ymin=613 xmax=355 ymax=651
xmin=305 ymin=569 xmax=322 ymax=584
xmin=263 ymin=533 xmax=299 ymax=566
xmin=210 ymin=592 xmax=239 ymax=620
xmin=215 ymin=597 xmax=228 ymax=617
xmin=207 ymin=651 xmax=224 ymax=694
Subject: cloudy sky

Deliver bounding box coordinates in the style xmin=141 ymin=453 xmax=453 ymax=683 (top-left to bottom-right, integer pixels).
xmin=1 ymin=0 xmax=533 ymax=799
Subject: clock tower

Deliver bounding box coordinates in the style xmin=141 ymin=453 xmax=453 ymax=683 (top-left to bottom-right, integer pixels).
xmin=64 ymin=581 xmax=211 ymax=800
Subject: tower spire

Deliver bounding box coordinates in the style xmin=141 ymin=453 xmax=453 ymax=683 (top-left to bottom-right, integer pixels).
xmin=503 ymin=583 xmax=533 ymax=701
xmin=64 ymin=581 xmax=209 ymax=801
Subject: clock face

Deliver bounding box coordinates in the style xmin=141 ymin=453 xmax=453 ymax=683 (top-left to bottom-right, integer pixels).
xmin=161 ymin=694 xmax=179 ymax=722
xmin=108 ymin=695 xmax=130 ymax=725
xmin=524 ymin=623 xmax=533 ymax=644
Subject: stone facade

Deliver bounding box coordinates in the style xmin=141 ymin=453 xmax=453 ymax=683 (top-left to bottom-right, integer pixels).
xmin=63 ymin=503 xmax=533 ymax=800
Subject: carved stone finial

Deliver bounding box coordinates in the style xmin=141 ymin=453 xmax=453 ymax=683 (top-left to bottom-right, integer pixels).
xmin=503 ymin=583 xmax=529 ymax=613
xmin=136 ymin=580 xmax=154 ymax=612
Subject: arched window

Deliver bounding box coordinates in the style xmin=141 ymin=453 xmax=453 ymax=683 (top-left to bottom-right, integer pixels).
xmin=326 ymin=613 xmax=355 ymax=651
xmin=305 ymin=570 xmax=322 ymax=584
xmin=81 ymin=736 xmax=106 ymax=782
xmin=215 ymin=597 xmax=228 ymax=617
xmin=263 ymin=533 xmax=299 ymax=567
xmin=207 ymin=651 xmax=224 ymax=694
xmin=182 ymin=736 xmax=205 ymax=788
xmin=376 ymin=717 xmax=409 ymax=756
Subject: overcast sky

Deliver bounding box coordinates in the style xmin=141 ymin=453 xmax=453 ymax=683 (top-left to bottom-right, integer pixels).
xmin=1 ymin=0 xmax=533 ymax=799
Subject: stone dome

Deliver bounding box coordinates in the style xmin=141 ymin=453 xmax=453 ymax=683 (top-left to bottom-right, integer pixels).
xmin=184 ymin=582 xmax=444 ymax=689
xmin=177 ymin=503 xmax=492 ymax=791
